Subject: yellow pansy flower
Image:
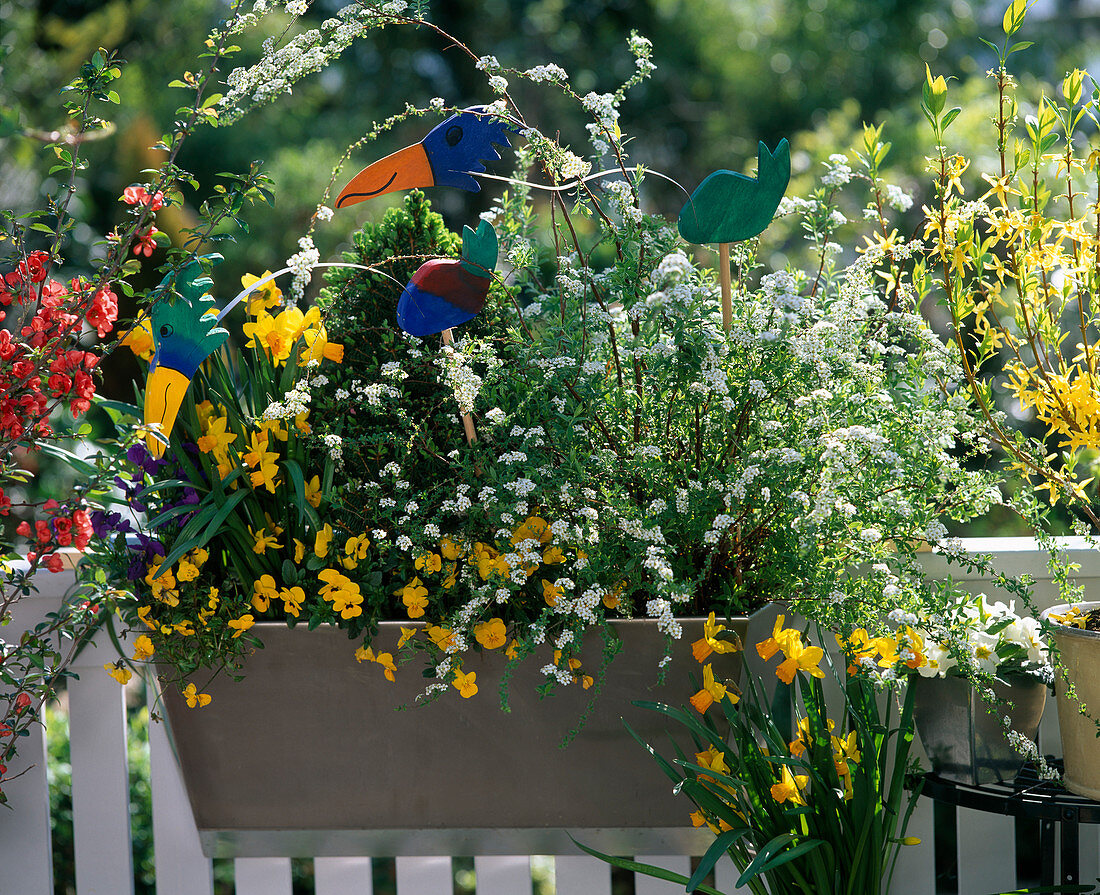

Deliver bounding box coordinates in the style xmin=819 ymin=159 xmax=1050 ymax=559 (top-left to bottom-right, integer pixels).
xmin=252 ymin=574 xmax=278 ymax=612
xmin=133 ymin=634 xmax=155 ymax=662
xmin=426 ymin=625 xmax=455 ymax=651
xmin=228 ymin=614 xmax=255 ymax=638
xmin=182 ymin=683 xmax=212 ymax=708
xmin=542 ymin=545 xmax=565 ymax=565
xmin=541 ymin=578 xmax=563 ymax=606
xmin=414 ymin=551 xmax=442 ymax=574
xmin=473 ymin=617 xmax=507 ymax=649
xmin=314 ymin=523 xmax=334 ymax=558
xmin=511 ymin=516 xmax=551 ymax=546
xmin=279 ymin=587 xmax=304 ymax=617
xmin=105 ymin=661 xmax=132 ymax=684
xmin=398 ymin=626 xmax=417 ymax=649
xmin=452 ymin=667 xmax=478 ymax=698
xmin=304 ymin=475 xmax=323 ymax=508
xmin=396 ymin=577 xmax=429 ymax=618
xmin=439 ymin=537 xmax=462 ymax=561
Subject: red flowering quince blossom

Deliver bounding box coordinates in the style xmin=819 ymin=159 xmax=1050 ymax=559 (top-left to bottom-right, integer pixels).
xmin=1 ymin=251 xmax=118 ymax=572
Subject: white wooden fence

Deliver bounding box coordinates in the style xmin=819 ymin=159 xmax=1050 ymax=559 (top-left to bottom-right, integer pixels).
xmin=2 ymin=538 xmax=1100 ymax=895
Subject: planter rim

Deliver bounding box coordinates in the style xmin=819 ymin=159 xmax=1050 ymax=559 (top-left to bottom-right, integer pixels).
xmin=1041 ymin=601 xmax=1100 ymax=643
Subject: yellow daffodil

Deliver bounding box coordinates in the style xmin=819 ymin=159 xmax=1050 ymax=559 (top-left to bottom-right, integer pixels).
xmin=136 ymin=605 xmax=156 ymax=629
xmin=293 ymin=538 xmax=306 ymax=564
xmin=243 ymin=431 xmax=280 ymax=493
xmin=690 ymin=663 xmax=736 ymax=713
xmin=756 ymin=614 xmax=801 ymax=661
xmin=692 ymin=611 xmax=742 ymax=663
xmin=775 ymin=637 xmax=826 ymax=685
xmin=251 ymin=526 xmax=283 ymax=555
xmin=197 ymin=414 xmax=236 ymax=456
xmin=298 ymin=325 xmax=344 ymax=366
xmin=505 ymin=639 xmax=519 ymax=660
xmin=120 ymin=313 xmax=155 ymax=360
xmin=770 ymin=765 xmax=809 ymax=806
xmin=241 ymin=271 xmax=283 ymax=315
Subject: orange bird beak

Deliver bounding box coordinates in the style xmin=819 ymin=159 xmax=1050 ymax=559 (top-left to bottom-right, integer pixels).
xmin=335 ymin=142 xmax=435 ymax=210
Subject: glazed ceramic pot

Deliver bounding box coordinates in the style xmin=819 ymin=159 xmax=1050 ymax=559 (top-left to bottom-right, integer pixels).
xmin=912 ymin=672 xmax=1046 ymax=785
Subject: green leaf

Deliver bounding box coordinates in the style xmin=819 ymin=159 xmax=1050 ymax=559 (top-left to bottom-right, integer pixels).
xmin=569 ymin=837 xmax=725 ymax=895
xmin=687 ymin=828 xmax=751 ymax=892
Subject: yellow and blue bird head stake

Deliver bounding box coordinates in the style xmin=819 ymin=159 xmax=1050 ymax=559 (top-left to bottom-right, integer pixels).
xmin=143 ymin=256 xmax=229 ymax=457
xmin=336 ymin=106 xmax=515 ymax=209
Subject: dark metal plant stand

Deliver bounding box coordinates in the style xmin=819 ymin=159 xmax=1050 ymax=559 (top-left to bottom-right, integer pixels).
xmin=919 ymin=759 xmax=1100 ymax=889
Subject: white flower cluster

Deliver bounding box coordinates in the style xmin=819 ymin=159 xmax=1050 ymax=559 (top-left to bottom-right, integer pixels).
xmin=286 ymin=236 xmax=319 ymax=303
xmin=524 ymin=63 xmax=568 ymax=83
xmin=435 ymin=344 xmax=483 ymax=414
xmin=821 ymin=153 xmax=854 ymax=187
xmin=321 ymin=433 xmax=343 ymax=463
xmin=263 ymin=377 xmax=310 ymax=420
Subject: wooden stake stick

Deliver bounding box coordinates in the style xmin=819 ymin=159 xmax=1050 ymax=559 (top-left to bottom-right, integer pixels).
xmin=718 ymin=242 xmax=732 ymax=333
xmin=442 ymin=328 xmax=477 ymax=443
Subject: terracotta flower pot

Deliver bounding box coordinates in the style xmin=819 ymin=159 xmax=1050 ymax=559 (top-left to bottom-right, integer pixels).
xmin=159 ymin=606 xmax=778 ymax=857
xmin=1042 ymin=602 xmax=1100 ymax=799
xmin=912 ymin=673 xmax=1046 ymax=785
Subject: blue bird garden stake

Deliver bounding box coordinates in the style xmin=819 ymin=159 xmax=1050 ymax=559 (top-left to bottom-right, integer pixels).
xmin=335 ymin=107 xmax=512 ymax=443
xmin=396 ymin=220 xmax=498 ymax=443
xmin=678 ymin=139 xmax=790 ymax=331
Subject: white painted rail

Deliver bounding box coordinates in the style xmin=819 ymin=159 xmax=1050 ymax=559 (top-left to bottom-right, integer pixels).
xmin=2 ymin=538 xmax=1100 ymax=894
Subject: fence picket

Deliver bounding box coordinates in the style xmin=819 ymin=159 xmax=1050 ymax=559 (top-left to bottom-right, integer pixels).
xmin=712 ymin=855 xmax=753 ymax=893
xmin=395 ymin=856 xmax=452 ymax=894
xmin=554 ymin=855 xmax=611 ymax=895
xmin=234 ymin=857 xmax=293 ymax=895
xmin=314 ymin=857 xmax=374 ymax=894
xmin=147 ymin=687 xmax=214 ymax=895
xmin=633 ymin=855 xmax=690 ymax=894
xmin=69 ymin=657 xmax=135 ymax=895
xmin=473 ymin=855 xmax=532 ymax=895
xmin=0 ymin=723 xmax=53 ymax=895
xmin=890 ymin=794 xmax=936 ymax=895
xmin=957 ymin=807 xmax=1016 ymax=894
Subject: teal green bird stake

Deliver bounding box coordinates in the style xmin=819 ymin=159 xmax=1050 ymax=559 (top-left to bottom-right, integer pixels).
xmin=143 ymin=256 xmax=230 ymax=457
xmin=678 ymin=139 xmax=790 ymax=332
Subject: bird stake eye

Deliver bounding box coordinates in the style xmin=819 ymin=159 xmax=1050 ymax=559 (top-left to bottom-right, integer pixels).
xmin=160 ymin=324 xmax=173 ymax=337
xmin=445 ymin=125 xmax=463 ymax=147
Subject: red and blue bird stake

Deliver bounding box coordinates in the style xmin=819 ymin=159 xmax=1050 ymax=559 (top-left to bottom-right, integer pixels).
xmin=336 ymin=107 xmax=512 ymax=443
